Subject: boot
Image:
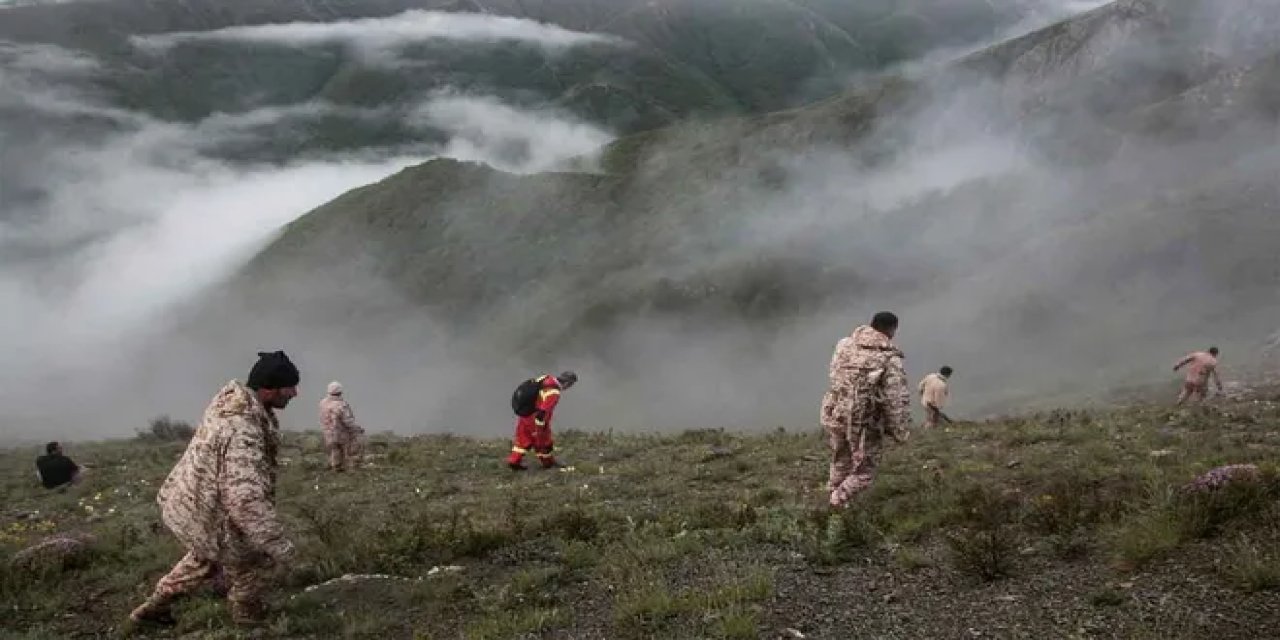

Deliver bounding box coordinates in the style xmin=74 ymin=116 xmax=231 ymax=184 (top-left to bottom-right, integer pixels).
xmin=128 ymin=600 xmax=177 ymax=627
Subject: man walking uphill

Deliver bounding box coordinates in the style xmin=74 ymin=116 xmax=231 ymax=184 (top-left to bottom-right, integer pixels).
xmin=1174 ymin=346 xmax=1223 ymax=405
xmin=130 ymin=351 xmax=300 ymax=628
xmin=320 ymin=381 xmax=364 ymax=472
xmin=820 ymin=312 xmax=911 ymax=509
xmin=918 ymin=366 xmax=953 ymax=429
xmin=507 ymin=371 xmax=577 ymax=470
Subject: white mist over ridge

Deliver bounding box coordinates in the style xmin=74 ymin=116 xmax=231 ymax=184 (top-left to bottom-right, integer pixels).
xmin=4 ymin=0 xmax=1276 ymax=443
xmin=0 ymin=33 xmax=616 ymax=441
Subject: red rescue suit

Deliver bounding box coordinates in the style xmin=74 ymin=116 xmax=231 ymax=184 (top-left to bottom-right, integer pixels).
xmin=506 ymin=375 xmax=562 ymax=469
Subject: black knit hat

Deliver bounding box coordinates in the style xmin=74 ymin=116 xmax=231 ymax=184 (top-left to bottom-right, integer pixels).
xmin=247 ymin=350 xmax=300 ymax=390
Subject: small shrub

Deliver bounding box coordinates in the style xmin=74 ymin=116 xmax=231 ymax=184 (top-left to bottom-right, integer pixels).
xmin=679 ymin=428 xmax=728 ymax=445
xmin=278 ymin=595 xmax=346 ymax=634
xmin=891 ymin=545 xmax=933 ymax=571
xmin=445 ymin=520 xmax=514 ymax=559
xmin=137 ymin=415 xmax=195 ymax=442
xmin=1174 ymin=479 xmax=1271 ymax=540
xmin=801 ymin=508 xmax=874 ymax=565
xmin=502 ymin=567 xmax=565 ymax=608
xmin=694 ymin=569 xmax=773 ymax=609
xmin=946 ymin=527 xmax=1015 ymax=581
xmin=1027 ymin=479 xmax=1094 ymax=537
xmin=947 ymin=483 xmax=1022 ymax=530
xmin=560 ymin=540 xmax=601 ymax=573
xmin=537 ymin=506 xmax=601 ymax=542
xmin=1045 ymin=529 xmax=1092 ymax=560
xmin=945 ymin=484 xmax=1020 ymax=581
xmin=718 ymin=609 xmax=759 ymax=640
xmin=295 ymin=502 xmax=352 ymax=550
xmin=612 ymin=569 xmax=772 ymax=639
xmin=751 ymin=487 xmax=785 ymax=506
xmin=1091 ymin=472 xmax=1149 ymax=524
xmin=502 ymin=496 xmax=527 ymax=538
xmin=1087 ymin=588 xmax=1126 ymax=607
xmin=387 ymin=448 xmax=412 ymax=465
xmin=464 ymin=607 xmax=567 ymax=640
xmin=747 ymin=506 xmax=805 ymax=544
xmin=689 ymin=502 xmax=757 ymax=531
xmin=372 ymin=511 xmax=443 ymax=573
xmin=1111 ymin=509 xmax=1181 ymax=569
xmin=365 ymin=507 xmax=515 ymax=567
xmin=701 ymin=465 xmax=743 ymax=484
xmin=614 ymin=584 xmax=679 ymax=634
xmin=556 ymin=428 xmax=589 ymax=441
xmin=1221 ymin=536 xmax=1280 ymax=592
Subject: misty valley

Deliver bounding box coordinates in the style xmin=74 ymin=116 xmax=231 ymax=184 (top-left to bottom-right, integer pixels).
xmin=3 ymin=0 xmax=1280 ymax=638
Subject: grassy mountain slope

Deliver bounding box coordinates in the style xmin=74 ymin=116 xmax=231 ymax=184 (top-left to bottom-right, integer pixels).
xmin=4 ymin=388 xmax=1280 ymax=638
xmin=0 ymin=0 xmax=1086 ymax=156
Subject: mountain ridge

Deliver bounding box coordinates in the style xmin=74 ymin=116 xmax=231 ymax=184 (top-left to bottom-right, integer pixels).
xmin=0 ymin=0 xmax=1106 ymax=146
xmin=197 ymin=0 xmax=1280 ymax=429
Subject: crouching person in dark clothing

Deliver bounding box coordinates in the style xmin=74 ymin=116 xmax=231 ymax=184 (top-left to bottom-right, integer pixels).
xmin=36 ymin=441 xmax=83 ymax=490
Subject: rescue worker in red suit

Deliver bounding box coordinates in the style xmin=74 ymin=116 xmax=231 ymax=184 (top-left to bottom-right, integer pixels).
xmin=507 ymin=371 xmax=577 ymax=470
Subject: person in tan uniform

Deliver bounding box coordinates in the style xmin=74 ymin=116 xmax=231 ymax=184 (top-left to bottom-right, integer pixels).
xmin=820 ymin=311 xmax=911 ymax=509
xmin=319 ymin=381 xmax=364 ymax=472
xmin=918 ymin=366 xmax=953 ymax=429
xmin=1174 ymin=346 xmax=1222 ymax=405
xmin=129 ymin=351 xmax=300 ymax=628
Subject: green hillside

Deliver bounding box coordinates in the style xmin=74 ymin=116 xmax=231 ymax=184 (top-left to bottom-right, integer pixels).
xmin=205 ymin=0 xmax=1280 ymax=419
xmin=3 ymin=387 xmax=1280 ymax=638
xmin=0 ymin=0 xmax=1089 ymax=160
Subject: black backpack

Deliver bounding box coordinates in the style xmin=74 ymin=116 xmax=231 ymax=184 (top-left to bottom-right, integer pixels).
xmin=511 ymin=377 xmax=543 ymax=417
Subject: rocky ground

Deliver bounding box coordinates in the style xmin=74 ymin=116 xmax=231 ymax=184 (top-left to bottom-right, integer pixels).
xmin=3 ymin=385 xmax=1280 ymax=639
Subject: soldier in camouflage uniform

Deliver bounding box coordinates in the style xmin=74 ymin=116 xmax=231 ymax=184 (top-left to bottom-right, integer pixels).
xmin=820 ymin=312 xmax=911 ymax=508
xmin=319 ymin=381 xmax=363 ymax=472
xmin=129 ymin=351 xmax=300 ymax=628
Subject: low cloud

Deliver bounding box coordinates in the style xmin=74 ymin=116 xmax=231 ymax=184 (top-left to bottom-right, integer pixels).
xmin=0 ymin=41 xmax=615 ymax=442
xmin=5 ymin=0 xmax=1277 ymax=443
xmin=130 ymin=9 xmax=625 ymax=60
xmin=411 ymin=93 xmax=614 ymax=174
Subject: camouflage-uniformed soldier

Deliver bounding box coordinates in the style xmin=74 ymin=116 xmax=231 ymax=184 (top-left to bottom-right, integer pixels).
xmin=129 ymin=351 xmax=300 ymax=628
xmin=820 ymin=312 xmax=911 ymax=508
xmin=319 ymin=381 xmax=363 ymax=472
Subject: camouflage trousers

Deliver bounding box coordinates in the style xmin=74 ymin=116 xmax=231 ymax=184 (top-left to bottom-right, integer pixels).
xmin=327 ymin=441 xmax=361 ymax=471
xmin=132 ymin=552 xmax=269 ymax=624
xmin=824 ymin=422 xmax=882 ymax=509
xmin=325 ymin=431 xmax=364 ymax=472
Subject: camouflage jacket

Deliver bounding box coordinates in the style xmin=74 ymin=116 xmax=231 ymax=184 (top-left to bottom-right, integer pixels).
xmin=156 ymin=380 xmax=293 ymax=564
xmin=822 ymin=325 xmax=911 ymax=442
xmin=319 ymin=395 xmax=359 ymax=445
